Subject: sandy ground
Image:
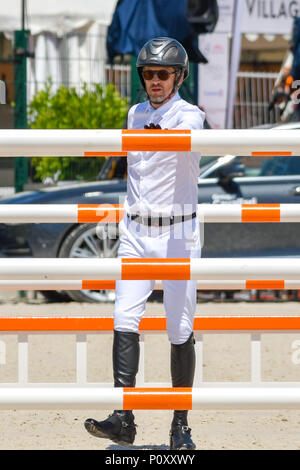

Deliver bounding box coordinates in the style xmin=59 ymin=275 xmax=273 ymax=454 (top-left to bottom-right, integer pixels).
xmin=0 ymin=291 xmax=300 ymax=450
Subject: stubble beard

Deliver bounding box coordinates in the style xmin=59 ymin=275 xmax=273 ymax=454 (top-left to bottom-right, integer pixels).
xmin=148 ymin=91 xmax=169 ymax=105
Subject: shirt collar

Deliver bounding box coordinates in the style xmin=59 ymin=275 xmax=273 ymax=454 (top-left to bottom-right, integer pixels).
xmin=145 ymin=92 xmax=181 ymax=116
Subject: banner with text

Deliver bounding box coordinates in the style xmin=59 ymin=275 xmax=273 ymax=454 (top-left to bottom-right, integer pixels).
xmin=242 ymin=0 xmax=298 ymax=34
xmin=198 ymin=33 xmax=229 ymax=129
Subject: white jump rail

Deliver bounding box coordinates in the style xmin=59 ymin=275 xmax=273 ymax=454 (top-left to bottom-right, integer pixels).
xmin=1 ymin=387 xmax=300 ymax=410
xmin=0 ymin=203 xmax=300 ymax=223
xmin=0 ymin=129 xmax=300 ymax=157
xmin=0 ymin=315 xmax=300 ymax=409
xmin=0 ymin=258 xmax=300 ymax=280
xmin=0 ymin=280 xmax=299 ymax=290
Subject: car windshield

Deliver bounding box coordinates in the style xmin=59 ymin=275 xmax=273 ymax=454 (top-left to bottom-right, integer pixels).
xmin=256 ymin=156 xmax=300 ymax=176
xmin=201 ymin=155 xmax=300 ymax=179
xmin=97 ymin=155 xmax=218 ymax=180
xmin=97 ymin=157 xmax=128 ymax=180
xmin=199 ymin=157 xmax=219 ymax=175
xmin=96 ymin=153 xmax=300 ymax=181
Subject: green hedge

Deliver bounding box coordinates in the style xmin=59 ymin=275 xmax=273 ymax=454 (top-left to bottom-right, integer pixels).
xmin=28 ymin=80 xmax=128 ymax=181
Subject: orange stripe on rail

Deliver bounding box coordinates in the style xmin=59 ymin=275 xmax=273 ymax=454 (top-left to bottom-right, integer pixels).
xmin=122 ymin=129 xmax=191 ymax=152
xmin=77 ymin=204 xmax=124 ymax=223
xmin=122 ymin=130 xmax=190 ymax=134
xmin=139 ymin=317 xmax=167 ymax=330
xmin=121 ymin=258 xmax=190 ymax=280
xmin=0 ymin=316 xmax=166 ymax=331
xmin=251 ymin=152 xmax=292 ymax=156
xmin=82 ymin=280 xmax=116 ymax=290
xmin=241 ymin=207 xmax=281 ymax=222
xmin=0 ymin=316 xmax=300 ymax=331
xmin=242 ymin=204 xmax=281 ymax=207
xmin=0 ymin=317 xmax=115 ymax=331
xmin=245 ymin=280 xmax=285 ymax=290
xmin=193 ymin=316 xmax=300 ymax=330
xmin=84 ymin=152 xmax=128 ymax=157
xmin=123 ymin=387 xmax=192 ymax=410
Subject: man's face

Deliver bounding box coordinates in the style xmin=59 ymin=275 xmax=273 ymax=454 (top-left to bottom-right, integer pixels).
xmin=143 ymin=66 xmax=182 ymax=107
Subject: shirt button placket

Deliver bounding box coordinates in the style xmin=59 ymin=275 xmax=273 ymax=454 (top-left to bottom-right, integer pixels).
xmin=139 ymin=150 xmax=145 ymax=207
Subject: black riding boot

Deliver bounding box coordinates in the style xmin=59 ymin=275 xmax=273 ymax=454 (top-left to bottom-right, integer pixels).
xmin=169 ymin=332 xmax=196 ymax=450
xmin=84 ymin=330 xmax=139 ymax=446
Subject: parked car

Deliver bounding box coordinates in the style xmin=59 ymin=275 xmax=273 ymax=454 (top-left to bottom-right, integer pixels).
xmin=1 ymin=122 xmax=300 ymax=302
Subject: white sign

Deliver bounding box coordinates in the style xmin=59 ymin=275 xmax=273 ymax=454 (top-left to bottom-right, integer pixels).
xmin=198 ymin=33 xmax=229 ymax=129
xmin=215 ymin=0 xmax=234 ymax=33
xmin=242 ymin=0 xmax=299 ymax=34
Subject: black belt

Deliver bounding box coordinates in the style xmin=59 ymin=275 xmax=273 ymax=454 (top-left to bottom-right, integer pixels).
xmin=127 ymin=212 xmax=197 ymax=227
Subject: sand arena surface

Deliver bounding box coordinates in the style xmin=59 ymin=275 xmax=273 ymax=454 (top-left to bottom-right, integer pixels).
xmin=0 ymin=296 xmax=300 ymax=449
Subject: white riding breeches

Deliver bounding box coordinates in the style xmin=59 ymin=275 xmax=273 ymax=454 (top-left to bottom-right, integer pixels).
xmin=114 ymin=214 xmax=201 ymax=345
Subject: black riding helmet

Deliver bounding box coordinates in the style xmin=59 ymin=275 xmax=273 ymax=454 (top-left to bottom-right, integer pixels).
xmin=136 ymin=37 xmax=189 ymax=103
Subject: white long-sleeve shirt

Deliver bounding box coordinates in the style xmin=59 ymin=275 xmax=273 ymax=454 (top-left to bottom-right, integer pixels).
xmin=124 ymin=92 xmax=205 ymax=217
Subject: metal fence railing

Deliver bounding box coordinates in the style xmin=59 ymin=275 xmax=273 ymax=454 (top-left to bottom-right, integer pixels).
xmin=104 ymin=64 xmax=131 ymax=99
xmin=234 ymin=71 xmax=282 ymax=129
xmin=25 ymin=31 xmax=131 ymax=104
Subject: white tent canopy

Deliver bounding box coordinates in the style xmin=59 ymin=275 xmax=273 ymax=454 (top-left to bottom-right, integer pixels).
xmin=1 ymin=0 xmax=117 ymax=36
xmin=0 ymin=1 xmax=123 ymax=103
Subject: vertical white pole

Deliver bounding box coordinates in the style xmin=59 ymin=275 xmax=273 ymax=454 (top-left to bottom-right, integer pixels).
xmin=226 ymin=0 xmax=244 ymax=129
xmin=18 ymin=333 xmax=29 ymax=384
xmin=250 ymin=333 xmax=261 ymax=383
xmin=76 ymin=333 xmax=87 ymax=384
xmin=0 ymin=340 xmax=6 ymax=365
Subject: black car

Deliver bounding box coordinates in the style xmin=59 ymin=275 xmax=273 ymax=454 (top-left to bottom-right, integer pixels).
xmin=1 ymin=122 xmax=300 ymax=302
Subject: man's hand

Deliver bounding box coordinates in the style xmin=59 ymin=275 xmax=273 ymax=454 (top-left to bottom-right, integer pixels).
xmin=144 ymin=123 xmax=161 ymax=129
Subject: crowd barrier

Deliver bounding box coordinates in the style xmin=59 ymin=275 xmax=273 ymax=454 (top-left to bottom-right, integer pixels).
xmin=0 ymin=315 xmax=299 ymax=410
xmin=0 ymin=128 xmax=299 ymax=157
xmin=0 ymin=128 xmax=300 ymax=410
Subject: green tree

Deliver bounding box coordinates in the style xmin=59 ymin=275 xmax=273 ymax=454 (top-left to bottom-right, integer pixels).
xmin=28 ymin=80 xmax=128 ymax=181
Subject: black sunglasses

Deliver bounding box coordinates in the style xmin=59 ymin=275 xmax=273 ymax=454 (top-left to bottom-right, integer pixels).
xmin=142 ymin=69 xmax=176 ymax=81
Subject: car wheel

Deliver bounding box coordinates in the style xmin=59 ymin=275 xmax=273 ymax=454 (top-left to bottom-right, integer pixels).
xmin=58 ymin=223 xmax=120 ymax=302
xmin=39 ymin=290 xmax=72 ymax=302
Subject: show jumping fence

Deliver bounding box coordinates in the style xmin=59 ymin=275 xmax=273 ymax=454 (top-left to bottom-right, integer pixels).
xmin=0 ymin=128 xmax=300 ymax=410
xmin=1 ymin=315 xmax=300 ymax=410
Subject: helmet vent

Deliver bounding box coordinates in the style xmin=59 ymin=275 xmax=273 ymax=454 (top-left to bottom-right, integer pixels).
xmin=149 ymin=41 xmax=167 ymax=55
xmin=164 ymin=46 xmax=179 ymax=61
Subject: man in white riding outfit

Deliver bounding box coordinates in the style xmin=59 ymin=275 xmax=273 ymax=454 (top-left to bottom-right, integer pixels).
xmin=85 ymin=37 xmax=205 ymax=450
